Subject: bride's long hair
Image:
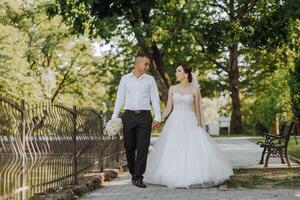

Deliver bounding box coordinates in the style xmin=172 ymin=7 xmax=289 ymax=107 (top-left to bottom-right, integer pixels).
xmin=176 ymin=63 xmax=198 ymax=88
xmin=178 ymin=63 xmax=193 ymax=83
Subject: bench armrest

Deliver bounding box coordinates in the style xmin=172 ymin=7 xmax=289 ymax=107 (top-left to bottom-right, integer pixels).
xmin=257 ymin=133 xmax=281 ymax=145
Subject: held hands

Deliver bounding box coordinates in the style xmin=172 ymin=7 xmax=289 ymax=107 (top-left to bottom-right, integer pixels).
xmin=152 ymin=120 xmax=161 ymax=129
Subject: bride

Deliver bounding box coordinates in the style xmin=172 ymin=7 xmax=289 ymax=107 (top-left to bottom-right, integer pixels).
xmin=144 ymin=63 xmax=233 ymax=188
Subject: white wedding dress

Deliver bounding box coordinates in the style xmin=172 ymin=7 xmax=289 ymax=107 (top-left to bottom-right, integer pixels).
xmin=144 ymin=93 xmax=233 ymax=188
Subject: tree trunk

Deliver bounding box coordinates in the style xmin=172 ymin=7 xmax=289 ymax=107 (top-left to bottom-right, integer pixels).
xmin=296 ymin=118 xmax=300 ymax=136
xmin=128 ymin=9 xmax=170 ymax=104
xmin=228 ymin=44 xmax=242 ymax=134
xmin=148 ymin=63 xmax=169 ymax=104
xmin=150 ymin=43 xmax=170 ymax=103
xmin=151 ymin=43 xmax=171 ymax=87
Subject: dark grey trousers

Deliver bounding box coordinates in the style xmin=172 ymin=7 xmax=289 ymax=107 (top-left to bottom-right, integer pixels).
xmin=121 ymin=110 xmax=152 ymax=181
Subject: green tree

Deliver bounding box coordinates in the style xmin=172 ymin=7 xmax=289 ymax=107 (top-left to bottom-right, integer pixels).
xmin=289 ymin=57 xmax=300 ymax=120
xmin=0 ymin=1 xmax=106 ymax=107
xmin=40 ymin=0 xmax=300 ymax=134
xmin=252 ymin=68 xmax=292 ymax=131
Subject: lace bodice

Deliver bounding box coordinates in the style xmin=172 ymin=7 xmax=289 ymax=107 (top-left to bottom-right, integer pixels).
xmin=173 ymin=93 xmax=194 ymax=111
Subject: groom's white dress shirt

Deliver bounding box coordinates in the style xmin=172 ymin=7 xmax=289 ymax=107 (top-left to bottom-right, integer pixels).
xmin=112 ymin=71 xmax=161 ymax=122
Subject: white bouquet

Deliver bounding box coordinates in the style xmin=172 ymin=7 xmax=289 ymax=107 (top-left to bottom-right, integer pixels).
xmin=105 ymin=118 xmax=123 ymax=136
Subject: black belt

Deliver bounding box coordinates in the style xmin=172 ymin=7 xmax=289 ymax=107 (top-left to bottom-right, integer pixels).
xmin=125 ymin=110 xmax=150 ymax=114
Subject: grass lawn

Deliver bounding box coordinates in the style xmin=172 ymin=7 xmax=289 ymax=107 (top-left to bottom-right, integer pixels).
xmin=226 ymin=137 xmax=300 ymax=189
xmin=225 ymin=168 xmax=300 ymax=189
xmin=288 ymin=138 xmax=300 ymax=160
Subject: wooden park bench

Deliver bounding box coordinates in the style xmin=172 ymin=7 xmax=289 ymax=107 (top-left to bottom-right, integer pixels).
xmin=257 ymin=122 xmax=295 ymax=167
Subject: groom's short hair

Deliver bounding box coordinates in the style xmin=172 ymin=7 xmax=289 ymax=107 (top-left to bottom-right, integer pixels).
xmin=135 ymin=53 xmax=150 ymax=60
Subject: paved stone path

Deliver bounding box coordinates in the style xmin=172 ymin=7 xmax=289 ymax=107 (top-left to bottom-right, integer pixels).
xmin=83 ymin=173 xmax=300 ymax=200
xmin=81 ymin=137 xmax=300 ymax=200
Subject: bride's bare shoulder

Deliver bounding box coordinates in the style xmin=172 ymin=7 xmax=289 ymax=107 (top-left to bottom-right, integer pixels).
xmin=170 ymin=84 xmax=180 ymax=91
xmin=172 ymin=84 xmax=180 ymax=88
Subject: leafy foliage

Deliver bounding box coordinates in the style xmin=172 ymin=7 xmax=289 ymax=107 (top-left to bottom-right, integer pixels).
xmin=0 ymin=0 xmax=299 ymax=134
xmin=289 ymin=57 xmax=300 ymax=119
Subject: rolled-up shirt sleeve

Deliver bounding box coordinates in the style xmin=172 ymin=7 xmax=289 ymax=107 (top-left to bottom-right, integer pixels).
xmin=112 ymin=76 xmax=126 ymax=119
xmin=150 ymin=77 xmax=161 ymax=122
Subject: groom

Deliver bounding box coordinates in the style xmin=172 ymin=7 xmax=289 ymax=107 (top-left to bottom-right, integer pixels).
xmin=111 ymin=53 xmax=161 ymax=188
